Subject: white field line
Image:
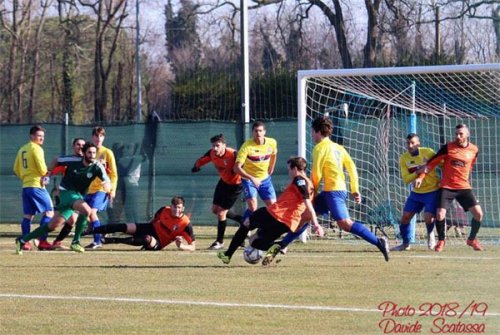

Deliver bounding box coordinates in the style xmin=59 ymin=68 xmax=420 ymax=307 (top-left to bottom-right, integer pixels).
xmin=0 ymin=293 xmax=376 ymax=313
xmin=1 ymin=293 xmax=499 ymax=317
xmin=0 ymin=247 xmax=500 ymax=261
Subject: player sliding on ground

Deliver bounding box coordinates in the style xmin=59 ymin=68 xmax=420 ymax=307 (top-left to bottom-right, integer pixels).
xmin=271 ymin=116 xmax=390 ymax=261
xmin=217 ymin=156 xmax=323 ymax=265
xmin=86 ymin=196 xmax=195 ymax=251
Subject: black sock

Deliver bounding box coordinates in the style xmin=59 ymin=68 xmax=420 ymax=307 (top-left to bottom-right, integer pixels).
xmin=468 ymin=219 xmax=481 ymax=240
xmin=217 ymin=220 xmax=227 ymax=243
xmin=93 ymin=224 xmax=128 ymax=235
xmin=225 ymin=224 xmax=249 ymax=258
xmin=436 ymin=219 xmax=446 ymax=240
xmin=104 ymin=236 xmax=147 ymax=246
xmin=54 ymin=222 xmax=73 ymax=242
xmin=226 ymin=210 xmax=243 ymax=224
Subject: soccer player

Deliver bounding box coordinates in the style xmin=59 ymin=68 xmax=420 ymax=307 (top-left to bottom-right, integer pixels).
xmin=49 ymin=137 xmax=86 ymax=249
xmin=217 ymin=156 xmax=323 ymax=265
xmin=12 ymin=125 xmax=54 ymax=251
xmin=392 ymin=133 xmax=438 ymax=251
xmin=311 ymin=116 xmax=389 ymax=261
xmin=88 ymin=196 xmax=196 ymax=251
xmin=191 ymin=134 xmax=243 ymax=249
xmin=15 ymin=142 xmax=111 ymax=254
xmin=85 ymin=126 xmax=118 ymax=249
xmin=415 ymin=124 xmax=484 ymax=252
xmin=234 ymin=121 xmax=277 ymax=220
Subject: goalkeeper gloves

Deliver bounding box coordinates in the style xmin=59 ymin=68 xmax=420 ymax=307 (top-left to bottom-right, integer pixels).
xmin=191 ymin=165 xmax=201 ymax=173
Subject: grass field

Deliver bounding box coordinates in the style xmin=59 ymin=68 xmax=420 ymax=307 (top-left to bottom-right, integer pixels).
xmin=1 ymin=224 xmax=499 ymax=335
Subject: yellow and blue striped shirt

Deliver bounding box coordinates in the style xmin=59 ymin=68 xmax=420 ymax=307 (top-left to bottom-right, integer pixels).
xmin=399 ymin=147 xmax=440 ymax=194
xmin=236 ymin=137 xmax=277 ymax=180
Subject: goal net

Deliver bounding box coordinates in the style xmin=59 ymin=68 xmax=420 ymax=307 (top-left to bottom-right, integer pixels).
xmin=297 ymin=64 xmax=500 ymax=245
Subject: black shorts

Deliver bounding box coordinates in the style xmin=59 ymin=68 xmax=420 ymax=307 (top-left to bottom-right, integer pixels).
xmin=213 ymin=179 xmax=242 ymax=210
xmin=134 ymin=223 xmax=161 ymax=250
xmin=248 ymin=207 xmax=290 ymax=251
xmin=439 ymin=188 xmax=479 ymax=212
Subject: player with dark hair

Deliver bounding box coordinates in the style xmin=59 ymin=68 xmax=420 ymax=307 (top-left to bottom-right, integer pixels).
xmin=48 ymin=137 xmax=86 ymax=249
xmin=391 ymin=133 xmax=438 ymax=251
xmin=85 ymin=126 xmax=118 ymax=249
xmin=191 ymin=134 xmax=243 ymax=249
xmin=16 ymin=142 xmax=111 ymax=254
xmin=13 ymin=125 xmax=54 ymax=251
xmin=88 ymin=196 xmax=196 ymax=251
xmin=217 ymin=156 xmax=323 ymax=265
xmin=415 ymin=124 xmax=484 ymax=252
xmin=234 ymin=121 xmax=278 ymax=221
xmin=271 ymin=116 xmax=389 ymax=261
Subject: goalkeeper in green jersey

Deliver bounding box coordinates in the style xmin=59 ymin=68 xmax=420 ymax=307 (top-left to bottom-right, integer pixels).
xmin=15 ymin=142 xmax=111 ymax=254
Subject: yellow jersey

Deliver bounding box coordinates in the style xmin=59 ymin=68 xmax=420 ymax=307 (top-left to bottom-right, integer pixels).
xmin=399 ymin=147 xmax=440 ymax=194
xmin=13 ymin=141 xmax=48 ymax=188
xmin=87 ymin=146 xmax=118 ymax=194
xmin=236 ymin=137 xmax=277 ymax=180
xmin=311 ymin=138 xmax=359 ymax=194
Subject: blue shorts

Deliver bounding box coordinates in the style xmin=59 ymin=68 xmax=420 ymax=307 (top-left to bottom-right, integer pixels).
xmin=84 ymin=191 xmax=109 ymax=211
xmin=403 ymin=190 xmax=439 ymax=215
xmin=22 ymin=187 xmax=54 ymax=215
xmin=314 ymin=191 xmax=350 ymax=221
xmin=242 ymin=176 xmax=276 ymax=202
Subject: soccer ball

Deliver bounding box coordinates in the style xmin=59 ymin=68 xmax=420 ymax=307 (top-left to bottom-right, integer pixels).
xmin=243 ymin=246 xmax=263 ymax=265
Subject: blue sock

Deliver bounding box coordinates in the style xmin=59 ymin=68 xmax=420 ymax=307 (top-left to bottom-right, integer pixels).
xmin=92 ymin=220 xmax=102 ymax=244
xmin=399 ymin=223 xmax=410 ymax=244
xmin=21 ymin=218 xmax=32 ymax=236
xmin=281 ymin=223 xmax=309 ymax=248
xmin=350 ymin=222 xmax=379 ymax=246
xmin=39 ymin=215 xmax=52 ymax=241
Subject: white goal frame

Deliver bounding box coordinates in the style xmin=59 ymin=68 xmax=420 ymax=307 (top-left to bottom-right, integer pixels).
xmin=297 ymin=63 xmax=500 ymax=243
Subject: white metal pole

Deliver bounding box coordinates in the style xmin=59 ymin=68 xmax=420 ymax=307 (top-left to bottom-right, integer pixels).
xmin=297 ymin=74 xmax=307 ymax=158
xmin=240 ymin=0 xmax=250 ymax=124
xmin=135 ymin=0 xmax=142 ymax=122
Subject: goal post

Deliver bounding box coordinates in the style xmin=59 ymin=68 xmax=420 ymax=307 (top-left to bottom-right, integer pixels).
xmin=297 ymin=63 xmax=500 ymax=245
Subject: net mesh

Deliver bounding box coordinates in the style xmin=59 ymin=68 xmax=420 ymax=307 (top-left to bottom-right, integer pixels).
xmin=299 ymin=64 xmax=500 ymax=244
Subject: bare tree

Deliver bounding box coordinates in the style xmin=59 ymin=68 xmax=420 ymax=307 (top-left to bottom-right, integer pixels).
xmin=26 ymin=0 xmax=54 ymax=121
xmin=1 ymin=0 xmax=32 ymax=123
xmin=78 ymin=0 xmax=128 ymax=122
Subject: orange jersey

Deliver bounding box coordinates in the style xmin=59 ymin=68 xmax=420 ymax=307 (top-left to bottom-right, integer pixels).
xmin=267 ymin=175 xmax=314 ymax=232
xmin=151 ymin=206 xmax=195 ymax=249
xmin=194 ymin=147 xmax=241 ymax=185
xmin=427 ymin=141 xmax=478 ymax=190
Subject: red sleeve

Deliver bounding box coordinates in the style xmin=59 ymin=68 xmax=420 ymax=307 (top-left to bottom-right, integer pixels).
xmin=51 ymin=165 xmax=67 ymax=176
xmin=194 ymin=150 xmax=212 ymax=169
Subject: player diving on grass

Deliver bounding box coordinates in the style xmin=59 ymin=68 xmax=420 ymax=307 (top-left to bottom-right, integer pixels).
xmin=15 ymin=142 xmax=111 ymax=254
xmin=86 ymin=196 xmax=195 ymax=251
xmin=217 ymin=156 xmax=323 ymax=265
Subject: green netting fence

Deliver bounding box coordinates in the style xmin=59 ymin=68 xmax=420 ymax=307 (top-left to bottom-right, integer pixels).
xmin=0 ymin=121 xmax=299 ymax=225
